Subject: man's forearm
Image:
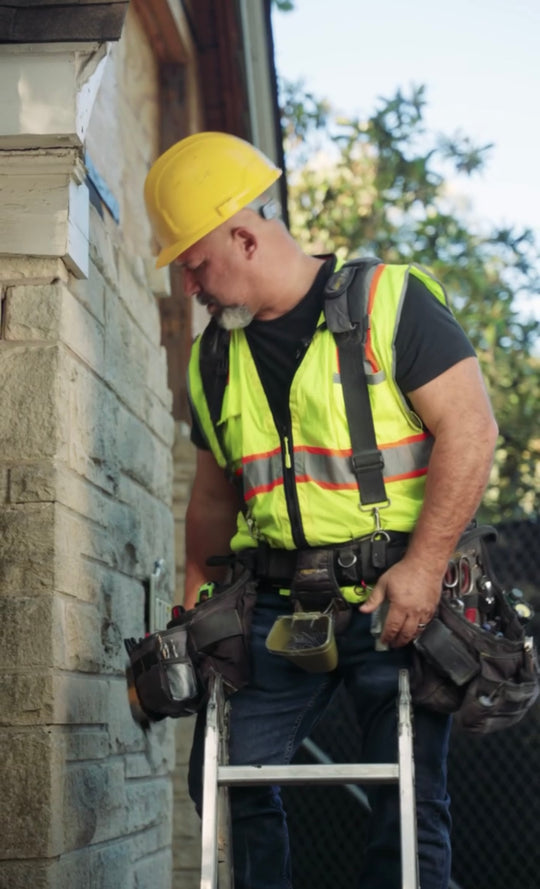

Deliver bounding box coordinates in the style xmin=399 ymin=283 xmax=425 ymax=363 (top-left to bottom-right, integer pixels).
xmin=361 ymin=358 xmax=499 ymax=646
xmin=184 ymin=492 xmax=239 ymax=609
xmin=405 ymin=357 xmax=499 ymax=576
xmin=406 ymin=422 xmax=498 ymax=577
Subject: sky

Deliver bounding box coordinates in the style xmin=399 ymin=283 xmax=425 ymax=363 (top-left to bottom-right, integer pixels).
xmin=271 ymin=0 xmax=540 ymax=318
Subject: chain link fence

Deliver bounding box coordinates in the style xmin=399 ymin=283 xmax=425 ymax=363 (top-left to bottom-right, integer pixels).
xmin=282 ymin=518 xmax=540 ymax=889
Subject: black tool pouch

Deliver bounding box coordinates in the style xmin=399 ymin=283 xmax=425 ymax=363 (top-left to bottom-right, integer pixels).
xmin=124 ymin=568 xmax=257 ymax=723
xmin=124 ymin=622 xmax=205 ymax=723
xmin=411 ymin=525 xmax=540 ymax=733
xmin=186 ymin=567 xmax=258 ymax=695
xmin=290 ymin=549 xmax=352 ymax=634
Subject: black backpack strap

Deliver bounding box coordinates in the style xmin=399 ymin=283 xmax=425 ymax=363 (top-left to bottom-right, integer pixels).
xmin=324 ymin=258 xmax=388 ymax=507
xmin=199 ymin=318 xmax=230 ymax=436
xmin=198 ymin=320 xmax=235 ymax=481
xmin=198 ymin=322 xmax=247 ymax=511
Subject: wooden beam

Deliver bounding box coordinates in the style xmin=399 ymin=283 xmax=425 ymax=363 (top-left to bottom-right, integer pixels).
xmin=190 ymin=0 xmax=250 ymax=138
xmin=131 ymin=0 xmax=189 ymax=65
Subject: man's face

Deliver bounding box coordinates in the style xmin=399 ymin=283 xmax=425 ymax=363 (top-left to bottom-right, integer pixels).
xmin=175 ymin=226 xmax=255 ymax=330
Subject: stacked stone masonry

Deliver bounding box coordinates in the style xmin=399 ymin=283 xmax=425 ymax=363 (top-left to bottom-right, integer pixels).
xmin=0 ymin=7 xmax=187 ymax=888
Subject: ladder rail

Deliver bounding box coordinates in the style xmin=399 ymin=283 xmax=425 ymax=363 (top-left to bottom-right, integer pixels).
xmin=397 ymin=669 xmax=420 ymax=889
xmin=200 ymin=685 xmax=220 ymax=889
xmin=200 ymin=668 xmax=419 ymax=889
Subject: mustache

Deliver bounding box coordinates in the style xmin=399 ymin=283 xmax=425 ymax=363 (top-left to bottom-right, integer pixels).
xmin=196 ymin=292 xmax=221 ymax=309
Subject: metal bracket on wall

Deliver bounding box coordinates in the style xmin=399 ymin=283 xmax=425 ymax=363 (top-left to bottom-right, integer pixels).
xmin=146 ymin=558 xmax=172 ymax=633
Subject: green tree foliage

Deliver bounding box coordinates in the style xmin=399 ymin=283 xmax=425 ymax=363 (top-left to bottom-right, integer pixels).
xmin=280 ymin=80 xmax=540 ymax=521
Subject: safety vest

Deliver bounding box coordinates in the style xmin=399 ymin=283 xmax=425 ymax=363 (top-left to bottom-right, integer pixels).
xmin=187 ymin=262 xmax=449 ymax=551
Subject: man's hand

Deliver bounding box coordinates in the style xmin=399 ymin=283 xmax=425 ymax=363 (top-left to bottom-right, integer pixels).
xmin=359 ymin=356 xmax=498 ymax=648
xmin=360 ymin=555 xmax=442 ymax=647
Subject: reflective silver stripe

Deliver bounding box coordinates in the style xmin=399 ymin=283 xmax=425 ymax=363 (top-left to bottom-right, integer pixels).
xmin=380 ymin=435 xmax=434 ymax=479
xmin=240 ymin=451 xmax=284 ymax=498
xmin=334 ymin=368 xmax=386 ymax=385
xmin=240 ymin=435 xmax=433 ymax=498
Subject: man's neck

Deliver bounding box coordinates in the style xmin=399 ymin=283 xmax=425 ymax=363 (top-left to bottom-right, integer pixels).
xmin=255 ymin=254 xmax=327 ymax=320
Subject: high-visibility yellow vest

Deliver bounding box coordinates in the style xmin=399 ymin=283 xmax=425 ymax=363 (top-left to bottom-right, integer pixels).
xmin=188 ymin=262 xmax=449 ymax=551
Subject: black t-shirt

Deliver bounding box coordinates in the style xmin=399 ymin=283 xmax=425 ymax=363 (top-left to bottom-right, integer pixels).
xmin=190 ymin=260 xmax=475 ymax=447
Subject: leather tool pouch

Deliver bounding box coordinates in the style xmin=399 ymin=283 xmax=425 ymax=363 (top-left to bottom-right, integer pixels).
xmin=124 ymin=622 xmax=205 ymax=723
xmin=411 ymin=524 xmax=539 ymax=733
xmin=290 ymin=549 xmax=352 ymax=635
xmin=186 ymin=567 xmax=258 ymax=696
xmin=124 ymin=568 xmax=257 ymax=722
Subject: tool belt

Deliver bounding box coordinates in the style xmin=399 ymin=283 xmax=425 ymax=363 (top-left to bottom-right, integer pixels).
xmin=411 ymin=523 xmax=540 ymax=734
xmin=236 ymin=532 xmax=410 ymax=600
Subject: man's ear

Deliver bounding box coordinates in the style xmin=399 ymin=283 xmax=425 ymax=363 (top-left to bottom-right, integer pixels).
xmin=231 ymin=226 xmax=257 ymax=258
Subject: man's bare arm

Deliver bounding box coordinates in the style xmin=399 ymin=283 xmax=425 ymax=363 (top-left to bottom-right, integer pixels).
xmin=361 ymin=356 xmax=498 ymax=646
xmin=184 ymin=449 xmax=240 ymax=609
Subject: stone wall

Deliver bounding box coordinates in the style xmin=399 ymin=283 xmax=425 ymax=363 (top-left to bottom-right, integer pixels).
xmin=0 ymin=7 xmax=182 ymax=888
xmin=171 ymin=431 xmax=201 ymax=889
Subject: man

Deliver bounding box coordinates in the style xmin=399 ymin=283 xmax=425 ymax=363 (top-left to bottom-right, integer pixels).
xmin=144 ymin=131 xmax=498 ymax=889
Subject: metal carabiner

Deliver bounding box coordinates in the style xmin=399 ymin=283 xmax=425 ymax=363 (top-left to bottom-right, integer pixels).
xmin=444 ymin=555 xmax=474 ymax=597
xmin=370 ymin=506 xmax=391 ymax=543
xmin=456 ymin=555 xmax=474 ymax=596
xmin=444 ymin=558 xmax=458 ymax=588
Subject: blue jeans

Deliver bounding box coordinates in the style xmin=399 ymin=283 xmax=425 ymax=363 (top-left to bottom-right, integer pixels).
xmin=189 ymin=592 xmax=452 ymax=889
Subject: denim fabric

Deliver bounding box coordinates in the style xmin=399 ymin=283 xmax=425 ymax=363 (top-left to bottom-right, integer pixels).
xmin=189 ymin=592 xmax=452 ymax=889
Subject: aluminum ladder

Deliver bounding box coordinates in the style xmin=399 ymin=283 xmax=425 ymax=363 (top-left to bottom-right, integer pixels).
xmin=200 ymin=669 xmax=419 ymax=889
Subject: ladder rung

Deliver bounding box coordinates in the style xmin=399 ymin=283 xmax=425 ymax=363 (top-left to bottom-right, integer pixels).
xmin=218 ymin=763 xmax=400 ymax=786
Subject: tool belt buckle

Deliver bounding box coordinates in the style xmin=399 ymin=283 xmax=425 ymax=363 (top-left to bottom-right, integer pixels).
xmin=289 ymin=548 xmax=353 ymax=637
xmin=290 ymin=548 xmax=341 ymax=611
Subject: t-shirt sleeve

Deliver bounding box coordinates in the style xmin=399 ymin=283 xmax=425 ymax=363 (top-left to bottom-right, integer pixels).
xmin=395 ymin=273 xmax=476 ymax=393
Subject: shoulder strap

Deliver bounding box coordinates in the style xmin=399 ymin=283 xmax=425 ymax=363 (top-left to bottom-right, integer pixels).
xmin=198 ymin=322 xmax=250 ymax=515
xmin=198 ymin=319 xmax=230 ymax=456
xmin=324 ymin=258 xmax=388 ymax=507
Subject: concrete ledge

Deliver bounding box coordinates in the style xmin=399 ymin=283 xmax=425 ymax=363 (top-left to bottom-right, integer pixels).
xmin=0 ymin=150 xmax=89 ymax=278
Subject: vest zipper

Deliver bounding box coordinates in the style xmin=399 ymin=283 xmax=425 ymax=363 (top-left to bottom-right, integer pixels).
xmin=283 ymin=435 xmax=292 ymax=469
xmin=281 ymin=425 xmax=308 ymax=549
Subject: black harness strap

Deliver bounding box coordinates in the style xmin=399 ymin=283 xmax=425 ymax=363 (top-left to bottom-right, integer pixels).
xmin=324 ymin=259 xmax=388 ymax=507
xmin=198 ymin=321 xmax=251 ymax=523
xmin=339 ymin=331 xmax=387 ymax=505
xmin=198 ymin=320 xmax=234 ymax=482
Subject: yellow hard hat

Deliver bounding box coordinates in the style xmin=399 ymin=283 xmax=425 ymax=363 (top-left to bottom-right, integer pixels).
xmin=144 ymin=131 xmax=282 ymax=268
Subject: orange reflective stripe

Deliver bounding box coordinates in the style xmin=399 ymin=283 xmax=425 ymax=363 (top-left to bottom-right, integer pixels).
xmin=384 ymin=467 xmax=428 ymax=484
xmin=241 ymin=445 xmax=282 ymax=464
xmin=379 ymin=431 xmax=431 ymax=449
xmin=245 ymin=478 xmax=284 ymax=500
xmin=295 ymin=444 xmax=353 ymax=458
xmin=364 ymin=263 xmax=385 ymax=373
